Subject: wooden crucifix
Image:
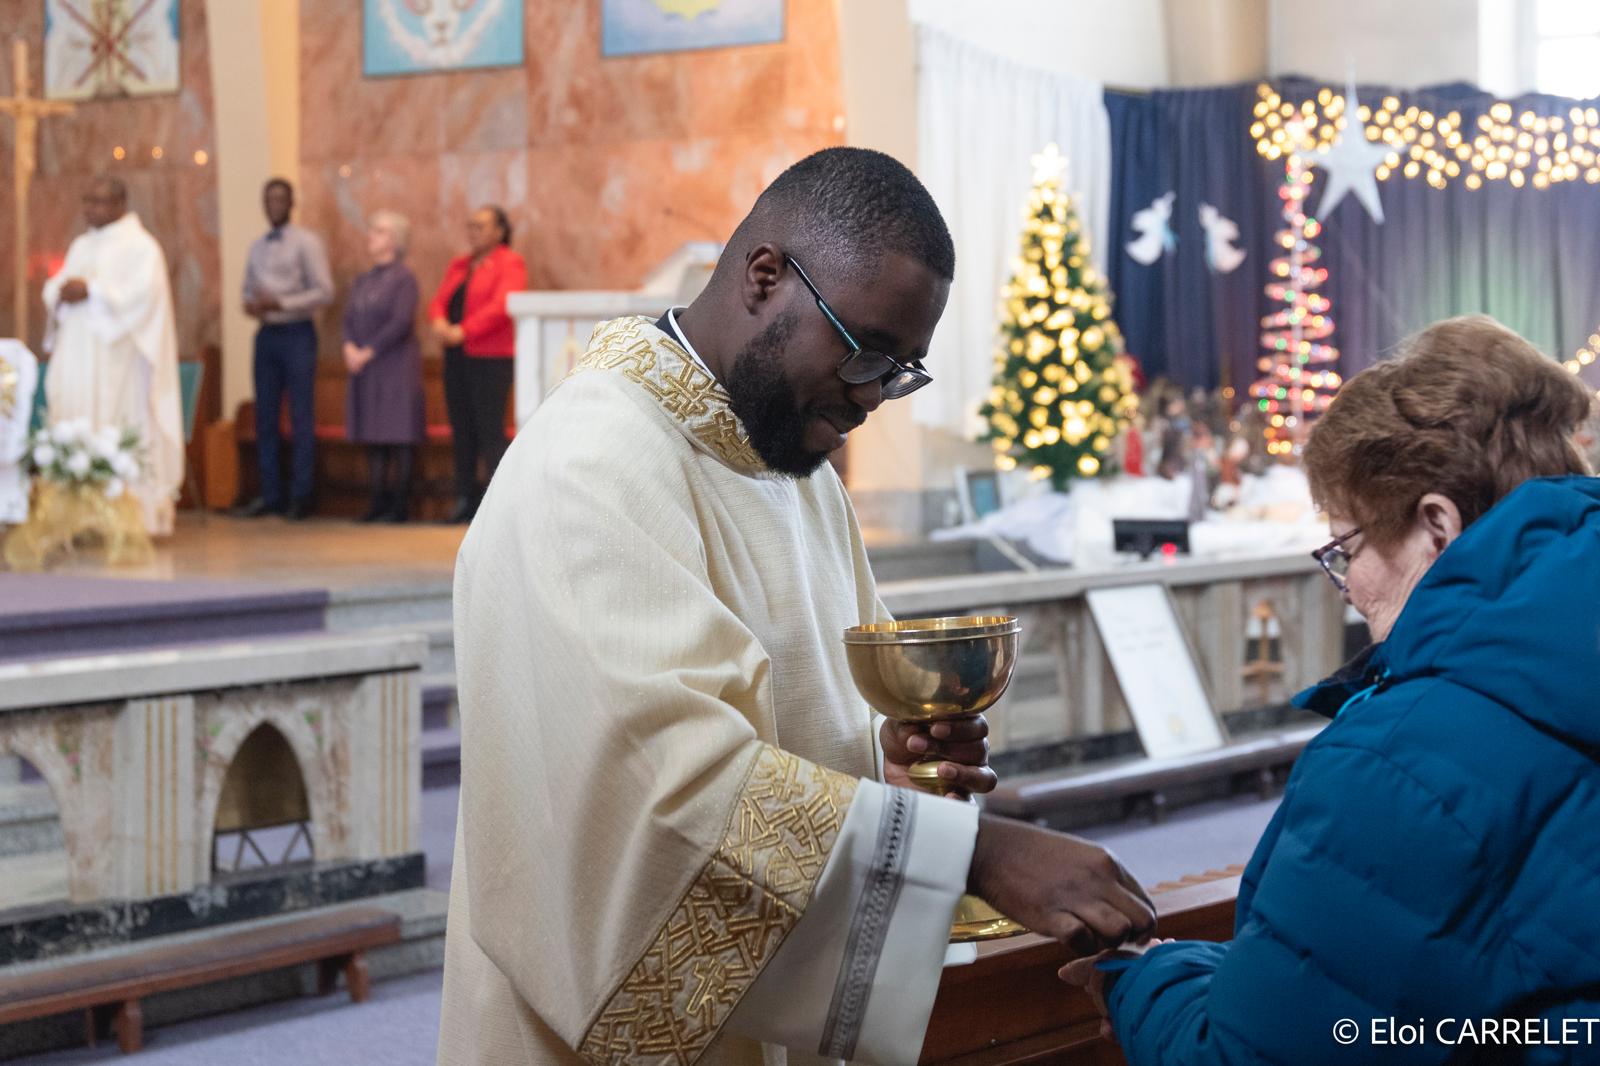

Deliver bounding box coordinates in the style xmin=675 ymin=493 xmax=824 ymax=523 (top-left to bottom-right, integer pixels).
xmin=0 ymin=38 xmax=75 ymax=345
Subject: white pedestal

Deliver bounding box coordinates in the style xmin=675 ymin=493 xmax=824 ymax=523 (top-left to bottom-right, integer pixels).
xmin=506 ymin=241 xmax=720 ymax=428
xmin=507 ymin=292 xmax=665 ymax=428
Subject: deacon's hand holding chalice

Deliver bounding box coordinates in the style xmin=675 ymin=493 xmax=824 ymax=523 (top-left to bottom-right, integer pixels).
xmin=848 ymin=616 xmax=1155 ymax=948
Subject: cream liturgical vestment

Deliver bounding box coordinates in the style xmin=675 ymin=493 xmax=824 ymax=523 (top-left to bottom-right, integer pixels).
xmin=440 ymin=317 xmax=977 ymax=1066
xmin=41 ymin=212 xmax=183 ymax=535
xmin=0 ymin=340 xmax=40 ymax=524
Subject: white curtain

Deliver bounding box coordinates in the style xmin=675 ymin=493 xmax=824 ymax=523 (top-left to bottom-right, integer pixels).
xmin=911 ymin=21 xmax=1113 ymax=435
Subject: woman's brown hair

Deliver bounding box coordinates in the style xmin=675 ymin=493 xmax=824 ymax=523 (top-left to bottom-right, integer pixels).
xmin=1303 ymin=315 xmax=1593 ymax=546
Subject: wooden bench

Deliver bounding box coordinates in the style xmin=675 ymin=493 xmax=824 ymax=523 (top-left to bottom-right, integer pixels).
xmin=0 ymin=906 xmax=400 ymax=1054
xmin=212 ymin=356 xmax=516 ymax=520
xmin=985 ymin=724 xmax=1322 ymax=826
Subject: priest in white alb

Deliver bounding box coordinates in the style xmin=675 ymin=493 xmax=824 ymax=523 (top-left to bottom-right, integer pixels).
xmin=41 ymin=177 xmax=184 ymax=535
xmin=439 ymin=149 xmax=1155 ymax=1066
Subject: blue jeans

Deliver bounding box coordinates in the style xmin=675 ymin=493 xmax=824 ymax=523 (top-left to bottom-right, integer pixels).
xmin=253 ymin=321 xmax=318 ymax=507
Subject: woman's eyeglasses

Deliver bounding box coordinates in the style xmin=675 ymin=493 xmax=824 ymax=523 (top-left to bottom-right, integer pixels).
xmin=1312 ymin=528 xmax=1362 ymax=592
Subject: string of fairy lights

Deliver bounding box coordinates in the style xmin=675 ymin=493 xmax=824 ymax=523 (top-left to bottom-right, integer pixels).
xmin=1562 ymin=335 xmax=1600 ymax=376
xmin=1255 ymin=82 xmax=1600 ymax=397
xmin=1253 ymin=82 xmax=1600 ymax=191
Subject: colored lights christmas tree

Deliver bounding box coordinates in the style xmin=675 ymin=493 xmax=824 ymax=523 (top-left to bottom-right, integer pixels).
xmin=1251 ymin=151 xmax=1342 ymax=456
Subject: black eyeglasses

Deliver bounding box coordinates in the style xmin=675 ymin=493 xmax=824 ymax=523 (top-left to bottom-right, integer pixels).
xmin=1312 ymin=528 xmax=1362 ymax=592
xmin=784 ymin=255 xmax=933 ymax=401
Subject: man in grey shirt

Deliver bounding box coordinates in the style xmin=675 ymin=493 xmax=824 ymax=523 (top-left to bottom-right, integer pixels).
xmin=236 ymin=177 xmax=334 ymax=520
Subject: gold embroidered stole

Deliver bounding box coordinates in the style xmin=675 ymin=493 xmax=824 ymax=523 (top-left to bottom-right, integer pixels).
xmin=567 ymin=316 xmax=770 ymax=477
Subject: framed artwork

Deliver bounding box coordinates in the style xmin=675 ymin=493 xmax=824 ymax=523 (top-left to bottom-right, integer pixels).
xmin=44 ymin=0 xmax=181 ymax=101
xmin=602 ymin=0 xmax=784 ymax=58
xmin=363 ymin=0 xmax=524 ymax=77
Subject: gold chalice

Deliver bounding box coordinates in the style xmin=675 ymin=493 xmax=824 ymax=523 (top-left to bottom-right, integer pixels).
xmin=843 ymin=615 xmax=1026 ymax=942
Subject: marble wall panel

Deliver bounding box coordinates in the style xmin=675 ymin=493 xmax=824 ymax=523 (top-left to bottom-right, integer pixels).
xmin=301 ymin=0 xmax=846 ymax=359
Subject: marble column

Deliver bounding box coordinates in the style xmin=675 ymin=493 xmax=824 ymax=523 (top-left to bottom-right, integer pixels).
xmin=344 ymin=672 xmax=420 ymax=861
xmin=206 ymin=2 xmax=301 ymax=416
xmin=112 ymin=696 xmax=199 ymax=899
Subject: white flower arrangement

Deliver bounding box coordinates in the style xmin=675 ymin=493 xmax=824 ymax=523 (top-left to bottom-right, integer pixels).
xmin=25 ymin=420 xmax=145 ymax=498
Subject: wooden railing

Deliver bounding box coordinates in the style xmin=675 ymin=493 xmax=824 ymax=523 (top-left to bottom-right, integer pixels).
xmin=920 ymin=874 xmax=1241 ymax=1065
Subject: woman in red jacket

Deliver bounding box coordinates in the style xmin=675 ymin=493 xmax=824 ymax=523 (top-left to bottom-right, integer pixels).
xmin=428 ymin=205 xmax=527 ymax=523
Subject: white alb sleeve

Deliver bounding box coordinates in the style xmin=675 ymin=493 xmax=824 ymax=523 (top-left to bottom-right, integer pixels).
xmin=726 ymin=778 xmax=978 ymax=1064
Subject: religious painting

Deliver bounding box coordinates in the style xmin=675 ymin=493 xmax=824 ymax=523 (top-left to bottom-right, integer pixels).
xmin=43 ymin=0 xmax=181 ymax=101
xmin=363 ymin=0 xmax=525 ymax=77
xmin=602 ymin=0 xmax=785 ymax=57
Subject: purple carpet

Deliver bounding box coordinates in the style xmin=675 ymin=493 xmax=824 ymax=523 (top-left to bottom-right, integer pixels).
xmin=0 ymin=575 xmax=327 ymax=662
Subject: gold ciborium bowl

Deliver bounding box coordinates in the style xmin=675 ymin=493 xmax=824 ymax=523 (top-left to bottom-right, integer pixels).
xmin=843 ymin=615 xmax=1026 ymax=942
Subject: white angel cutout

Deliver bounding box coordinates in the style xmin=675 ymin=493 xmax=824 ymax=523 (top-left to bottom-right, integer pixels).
xmin=1198 ymin=203 xmax=1247 ymax=274
xmin=1127 ymin=192 xmax=1176 ymax=266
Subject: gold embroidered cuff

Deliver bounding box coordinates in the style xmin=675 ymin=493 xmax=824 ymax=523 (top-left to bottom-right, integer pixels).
xmin=579 ymin=746 xmax=858 ymax=1065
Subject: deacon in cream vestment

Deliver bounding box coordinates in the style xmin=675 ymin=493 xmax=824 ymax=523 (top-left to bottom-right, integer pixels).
xmin=440 ymin=147 xmax=1155 ymax=1066
xmin=441 ymin=313 xmax=976 ymax=1066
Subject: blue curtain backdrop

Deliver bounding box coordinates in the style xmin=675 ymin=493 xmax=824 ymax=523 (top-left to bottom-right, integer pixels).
xmin=1105 ymin=85 xmax=1270 ymax=392
xmin=1105 ymin=78 xmax=1600 ymax=393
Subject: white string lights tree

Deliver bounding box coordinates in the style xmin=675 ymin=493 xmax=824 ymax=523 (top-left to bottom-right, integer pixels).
xmin=1251 ymin=145 xmax=1343 ymax=457
xmin=980 ymin=145 xmax=1137 ymax=488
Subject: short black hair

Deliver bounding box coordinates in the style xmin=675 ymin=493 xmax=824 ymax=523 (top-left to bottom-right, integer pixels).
xmin=91 ymin=175 xmax=127 ymax=203
xmin=264 ymin=177 xmax=294 ymax=198
xmin=731 ymin=147 xmax=954 ymax=282
xmin=484 ymin=204 xmax=513 ymax=246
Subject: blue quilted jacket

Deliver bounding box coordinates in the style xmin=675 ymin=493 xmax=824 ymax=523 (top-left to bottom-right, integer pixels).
xmin=1103 ymin=476 xmax=1600 ymax=1065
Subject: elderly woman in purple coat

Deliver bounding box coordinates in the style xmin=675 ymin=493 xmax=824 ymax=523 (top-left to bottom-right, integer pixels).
xmin=342 ymin=210 xmax=426 ymax=522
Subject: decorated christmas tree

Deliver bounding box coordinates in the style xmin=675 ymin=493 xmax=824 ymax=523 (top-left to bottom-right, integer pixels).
xmin=1250 ymin=151 xmax=1342 ymax=457
xmin=979 ymin=145 xmax=1137 ymax=489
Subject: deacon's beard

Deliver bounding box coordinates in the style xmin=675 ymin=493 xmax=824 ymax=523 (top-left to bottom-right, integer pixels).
xmin=725 ymin=310 xmax=837 ymax=479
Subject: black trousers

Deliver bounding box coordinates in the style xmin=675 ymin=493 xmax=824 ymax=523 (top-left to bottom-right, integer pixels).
xmin=366 ymin=445 xmax=414 ymax=505
xmin=442 ymin=350 xmax=513 ymax=501
xmin=253 ymin=321 xmax=318 ymax=507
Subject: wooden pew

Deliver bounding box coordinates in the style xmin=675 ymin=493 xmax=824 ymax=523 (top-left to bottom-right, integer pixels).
xmin=217 ymin=356 xmax=521 ymax=520
xmin=920 ymin=874 xmax=1240 ymax=1065
xmin=0 ymin=906 xmax=400 ymax=1054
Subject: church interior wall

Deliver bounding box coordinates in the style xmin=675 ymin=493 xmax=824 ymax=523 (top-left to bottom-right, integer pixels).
xmin=296 ymin=0 xmax=847 ymax=368
xmin=1268 ymin=0 xmax=1486 ymax=89
xmin=0 ymin=0 xmax=1526 ymax=516
xmin=2 ymin=0 xmax=845 ymax=414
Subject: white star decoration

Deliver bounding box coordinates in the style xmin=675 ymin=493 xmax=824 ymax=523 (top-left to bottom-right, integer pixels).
xmin=1299 ymin=84 xmax=1394 ymax=224
xmin=1031 ymin=143 xmax=1069 ymax=186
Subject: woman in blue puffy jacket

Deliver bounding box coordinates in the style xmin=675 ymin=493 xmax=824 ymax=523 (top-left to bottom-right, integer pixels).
xmin=1068 ymin=315 xmax=1600 ymax=1065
